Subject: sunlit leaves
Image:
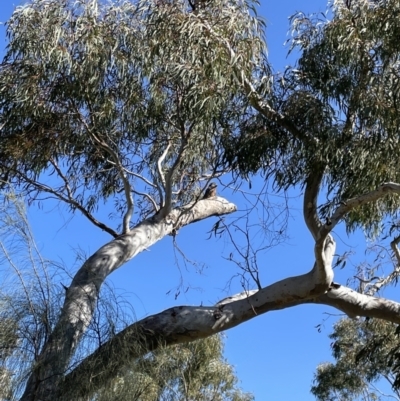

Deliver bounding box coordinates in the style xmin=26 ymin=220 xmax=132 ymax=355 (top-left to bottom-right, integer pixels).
xmin=227 ymin=0 xmax=400 ymax=235
xmin=0 ymin=0 xmax=266 ymax=220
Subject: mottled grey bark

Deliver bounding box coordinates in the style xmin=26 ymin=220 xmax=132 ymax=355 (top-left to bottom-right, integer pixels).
xmin=20 ymin=197 xmax=236 ymax=401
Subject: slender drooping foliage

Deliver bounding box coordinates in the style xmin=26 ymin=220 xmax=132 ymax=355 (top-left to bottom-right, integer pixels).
xmin=4 ymin=0 xmax=400 ymax=400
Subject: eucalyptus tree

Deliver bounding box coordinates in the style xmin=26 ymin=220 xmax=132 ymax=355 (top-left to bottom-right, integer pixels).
xmin=0 ymin=193 xmax=252 ymax=401
xmin=311 ymin=318 xmax=400 ymax=401
xmin=0 ymin=0 xmax=259 ymax=399
xmin=3 ymin=0 xmax=400 ymax=400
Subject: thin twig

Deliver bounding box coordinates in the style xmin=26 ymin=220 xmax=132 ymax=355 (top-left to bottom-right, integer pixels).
xmin=74 ymin=104 xmax=134 ymax=234
xmin=365 ymin=236 xmax=400 ymax=296
xmin=19 ymin=171 xmax=118 ymax=237
xmin=131 ymin=189 xmax=159 ymax=213
xmin=322 ymin=182 xmax=400 ymax=237
xmin=106 ymin=159 xmax=157 ymax=189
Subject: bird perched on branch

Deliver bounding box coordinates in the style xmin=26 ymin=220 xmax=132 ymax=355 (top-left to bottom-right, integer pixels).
xmin=202 ymin=182 xmax=217 ymax=199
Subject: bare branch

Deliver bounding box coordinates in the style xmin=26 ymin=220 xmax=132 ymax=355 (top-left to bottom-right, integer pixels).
xmin=315 ymin=285 xmax=400 ymax=322
xmin=122 ymin=166 xmax=158 ymax=189
xmin=132 ymin=189 xmax=159 ymax=213
xmin=19 ymin=170 xmax=118 ymax=238
xmin=21 ymin=196 xmax=237 ymax=401
xmin=301 ymin=168 xmax=335 ymax=292
xmin=60 ymin=272 xmax=400 ymax=401
xmin=313 ymin=234 xmax=336 ymax=291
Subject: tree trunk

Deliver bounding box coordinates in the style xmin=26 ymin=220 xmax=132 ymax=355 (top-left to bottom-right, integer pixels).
xmin=20 ymin=198 xmax=236 ymax=401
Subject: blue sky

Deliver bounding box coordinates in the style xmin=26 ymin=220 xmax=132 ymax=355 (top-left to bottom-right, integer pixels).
xmin=0 ymin=0 xmax=384 ymax=400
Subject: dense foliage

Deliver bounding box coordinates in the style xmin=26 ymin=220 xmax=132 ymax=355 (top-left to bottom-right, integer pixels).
xmin=3 ymin=0 xmax=400 ymax=400
xmin=95 ymin=335 xmax=254 ymax=401
xmin=225 ymin=0 xmax=400 ymax=234
xmin=0 ymin=0 xmax=265 ymax=225
xmin=312 ymin=318 xmax=400 ymax=401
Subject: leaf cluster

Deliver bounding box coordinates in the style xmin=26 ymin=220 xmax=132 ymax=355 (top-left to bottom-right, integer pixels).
xmin=223 ymin=0 xmax=400 ymax=235
xmin=0 ymin=0 xmax=265 ymax=218
xmin=312 ymin=318 xmax=399 ymax=401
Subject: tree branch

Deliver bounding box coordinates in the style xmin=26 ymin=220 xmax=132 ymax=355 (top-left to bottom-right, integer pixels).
xmin=132 ymin=189 xmax=159 ymax=213
xmin=303 ymin=169 xmax=324 ymax=240
xmin=20 ymin=196 xmax=237 ymax=401
xmin=321 ymin=182 xmax=400 ymax=237
xmin=121 ymin=166 xmax=158 ymax=189
xmin=60 ymin=277 xmax=400 ymax=400
xmin=315 ymin=285 xmax=400 ymax=322
xmin=157 ymin=142 xmax=171 ymax=197
xmin=302 ymin=169 xmax=335 ymax=291
xmin=19 ymin=170 xmax=118 ymax=238
xmin=365 ymin=235 xmax=400 ymax=296
xmin=161 ymin=126 xmax=190 ymax=217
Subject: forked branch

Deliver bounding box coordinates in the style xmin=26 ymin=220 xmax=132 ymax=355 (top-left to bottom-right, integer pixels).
xmin=59 ymin=274 xmax=400 ymax=401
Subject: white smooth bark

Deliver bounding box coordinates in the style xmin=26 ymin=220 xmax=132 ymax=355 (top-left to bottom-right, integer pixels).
xmin=59 ymin=276 xmax=400 ymax=400
xmin=20 ymin=197 xmax=236 ymax=401
xmin=21 ymin=181 xmax=400 ymax=401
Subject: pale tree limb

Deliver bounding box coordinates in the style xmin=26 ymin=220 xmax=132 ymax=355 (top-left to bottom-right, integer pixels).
xmin=302 ymin=169 xmax=335 ymax=291
xmin=22 ymin=172 xmax=400 ymax=400
xmin=20 ymin=197 xmax=237 ymax=401
xmin=315 ymin=285 xmax=400 ymax=322
xmin=313 ymin=182 xmax=400 ymax=294
xmin=322 ymin=182 xmax=400 ymax=236
xmin=157 ymin=141 xmax=171 ymax=196
xmin=59 ymin=275 xmax=400 ymax=401
xmin=313 ymin=234 xmax=335 ymax=290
